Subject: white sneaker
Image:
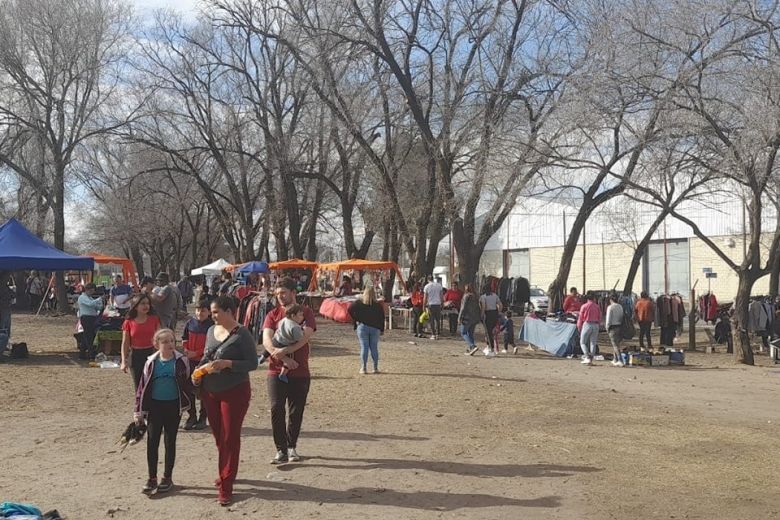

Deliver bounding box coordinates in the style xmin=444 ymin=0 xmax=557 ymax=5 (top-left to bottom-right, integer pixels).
xmin=512 ymin=346 xmax=518 ymax=355
xmin=485 ymin=350 xmax=496 ymax=358
xmin=611 ymin=360 xmax=621 ymax=366
xmin=430 ymin=335 xmax=437 ymax=340
xmin=580 ymin=357 xmax=592 ymax=365
xmin=288 ymin=448 xmax=301 ymax=462
xmin=501 ymin=349 xmax=508 ymax=354
xmin=593 ymin=355 xmax=605 ymax=361
xmin=359 ymin=368 xmax=366 ymax=374
xmin=483 ymin=347 xmax=491 ymax=356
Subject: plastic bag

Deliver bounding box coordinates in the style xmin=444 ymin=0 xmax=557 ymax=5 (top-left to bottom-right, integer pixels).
xmin=419 ymin=310 xmax=430 ymax=325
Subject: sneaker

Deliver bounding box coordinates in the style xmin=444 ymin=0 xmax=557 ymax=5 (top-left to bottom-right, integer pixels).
xmin=611 ymin=360 xmax=621 ymax=367
xmin=359 ymin=368 xmax=366 ymax=374
xmin=501 ymin=349 xmax=508 ymax=354
xmin=593 ymin=354 xmax=605 ymax=361
xmin=372 ymin=368 xmax=381 ymax=374
xmin=183 ymin=416 xmax=197 ymax=430
xmin=430 ymin=335 xmax=437 ymax=340
xmin=194 ymin=415 xmax=207 ymax=430
xmin=157 ymin=477 xmax=173 ymax=493
xmin=271 ymin=450 xmax=288 ymax=464
xmin=467 ymin=346 xmax=479 ymax=356
xmin=512 ymin=346 xmax=519 ymax=355
xmin=142 ymin=478 xmax=158 ymax=495
xmin=483 ymin=347 xmax=491 ymax=356
xmin=485 ymin=350 xmax=496 ymax=358
xmin=288 ymin=447 xmax=301 ymax=462
xmin=580 ymin=357 xmax=591 ymax=364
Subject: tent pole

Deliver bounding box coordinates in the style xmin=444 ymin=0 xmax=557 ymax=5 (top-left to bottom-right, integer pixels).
xmin=35 ymin=274 xmax=54 ymax=318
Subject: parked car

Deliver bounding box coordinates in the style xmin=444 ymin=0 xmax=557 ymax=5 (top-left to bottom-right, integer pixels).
xmin=526 ymin=287 xmax=549 ymax=312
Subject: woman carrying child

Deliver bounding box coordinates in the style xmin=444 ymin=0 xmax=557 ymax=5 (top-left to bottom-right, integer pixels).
xmin=134 ymin=328 xmax=193 ymax=495
xmin=121 ymin=294 xmax=161 ymax=390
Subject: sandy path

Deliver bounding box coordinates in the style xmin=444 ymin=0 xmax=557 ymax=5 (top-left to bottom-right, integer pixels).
xmin=2 ymin=313 xmax=780 ymax=519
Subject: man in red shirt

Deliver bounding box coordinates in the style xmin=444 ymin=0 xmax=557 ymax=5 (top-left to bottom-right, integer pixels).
xmin=262 ymin=278 xmax=316 ymax=465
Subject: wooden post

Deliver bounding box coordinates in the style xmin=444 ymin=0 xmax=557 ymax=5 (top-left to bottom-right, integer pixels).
xmin=688 ymin=288 xmax=696 ymax=351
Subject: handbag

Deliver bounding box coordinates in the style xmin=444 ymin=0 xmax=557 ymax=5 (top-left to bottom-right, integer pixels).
xmin=192 ymin=326 xmax=239 ymax=397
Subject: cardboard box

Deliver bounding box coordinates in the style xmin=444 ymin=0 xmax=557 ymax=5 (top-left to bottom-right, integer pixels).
xmin=650 ymin=354 xmax=670 ymax=366
xmin=669 ymin=351 xmax=685 ymax=365
xmin=629 ymin=352 xmax=651 ymax=366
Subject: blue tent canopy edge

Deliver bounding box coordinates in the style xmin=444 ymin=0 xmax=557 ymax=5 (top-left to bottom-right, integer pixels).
xmin=0 ymin=218 xmax=94 ymax=271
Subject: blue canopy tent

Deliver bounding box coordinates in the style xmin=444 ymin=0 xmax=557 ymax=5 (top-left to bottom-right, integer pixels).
xmin=0 ymin=218 xmax=94 ymax=271
xmin=237 ymin=261 xmax=269 ymax=274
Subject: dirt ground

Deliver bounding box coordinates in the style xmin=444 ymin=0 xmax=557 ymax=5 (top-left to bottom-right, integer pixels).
xmin=3 ymin=312 xmax=780 ymax=519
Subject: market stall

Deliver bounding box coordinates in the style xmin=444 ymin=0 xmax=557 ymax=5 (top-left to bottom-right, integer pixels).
xmin=89 ymin=253 xmax=139 ymax=286
xmin=191 ymin=258 xmax=231 ymax=276
xmin=269 ymin=259 xmax=319 ymax=291
xmin=315 ymin=259 xmax=403 ymax=323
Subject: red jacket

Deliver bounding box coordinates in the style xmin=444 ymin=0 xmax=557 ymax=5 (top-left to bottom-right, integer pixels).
xmin=182 ymin=317 xmax=214 ymax=361
xmin=410 ymin=291 xmax=424 ymax=308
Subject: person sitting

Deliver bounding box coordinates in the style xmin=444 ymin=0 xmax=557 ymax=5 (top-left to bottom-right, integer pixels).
xmin=110 ymin=275 xmax=133 ymax=316
xmin=336 ymin=276 xmax=353 ymax=297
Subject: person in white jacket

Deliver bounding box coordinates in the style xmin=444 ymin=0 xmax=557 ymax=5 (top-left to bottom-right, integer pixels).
xmin=606 ymin=294 xmax=624 ymax=367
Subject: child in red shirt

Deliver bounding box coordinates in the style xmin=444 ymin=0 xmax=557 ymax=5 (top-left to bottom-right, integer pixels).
xmin=181 ymin=300 xmax=214 ymax=430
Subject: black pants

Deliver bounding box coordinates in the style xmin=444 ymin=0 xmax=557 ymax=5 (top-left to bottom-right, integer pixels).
xmin=448 ymin=313 xmax=458 ymax=334
xmin=428 ymin=305 xmax=442 ymax=336
xmin=268 ymin=377 xmax=310 ymax=452
xmin=411 ymin=307 xmax=425 ymax=335
xmin=147 ymin=399 xmax=180 ymax=479
xmin=484 ymin=310 xmax=499 ymax=349
xmin=79 ymin=315 xmax=99 ymax=359
xmin=639 ymin=321 xmax=652 ymax=348
xmin=503 ymin=333 xmax=515 ymax=349
xmin=131 ymin=348 xmax=155 ymax=391
xmin=187 ymin=363 xmax=206 ymax=421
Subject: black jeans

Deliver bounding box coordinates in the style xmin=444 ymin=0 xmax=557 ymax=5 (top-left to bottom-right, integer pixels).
xmin=147 ymin=399 xmax=180 ymax=479
xmin=79 ymin=315 xmax=99 ymax=359
xmin=639 ymin=321 xmax=652 ymax=348
xmin=448 ymin=313 xmax=458 ymax=334
xmin=131 ymin=348 xmax=155 ymax=391
xmin=187 ymin=363 xmax=206 ymax=421
xmin=428 ymin=305 xmax=442 ymax=336
xmin=484 ymin=310 xmax=499 ymax=350
xmin=268 ymin=377 xmax=310 ymax=452
xmin=411 ymin=307 xmax=425 ymax=336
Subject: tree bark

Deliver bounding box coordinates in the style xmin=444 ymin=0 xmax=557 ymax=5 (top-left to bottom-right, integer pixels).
xmin=623 ymin=211 xmax=669 ymax=296
xmin=733 ymin=270 xmax=757 ymax=365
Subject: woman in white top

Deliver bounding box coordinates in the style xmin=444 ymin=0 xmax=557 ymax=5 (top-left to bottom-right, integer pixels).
xmin=479 ymin=286 xmax=502 ymax=356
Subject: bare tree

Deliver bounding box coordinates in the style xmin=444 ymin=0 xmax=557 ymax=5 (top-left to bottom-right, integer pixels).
xmin=0 ymin=0 xmax=134 ymax=310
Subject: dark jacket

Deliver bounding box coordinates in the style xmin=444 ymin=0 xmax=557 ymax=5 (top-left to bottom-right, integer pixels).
xmin=348 ymin=300 xmax=386 ymax=332
xmin=134 ymin=350 xmax=193 ymax=421
xmin=458 ymin=293 xmax=481 ymax=327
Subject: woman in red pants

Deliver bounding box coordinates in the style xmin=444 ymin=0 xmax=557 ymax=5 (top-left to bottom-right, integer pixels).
xmin=194 ymin=295 xmax=258 ymax=506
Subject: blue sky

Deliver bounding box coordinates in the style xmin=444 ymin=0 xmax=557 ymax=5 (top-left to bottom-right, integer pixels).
xmin=131 ymin=0 xmax=200 ymax=18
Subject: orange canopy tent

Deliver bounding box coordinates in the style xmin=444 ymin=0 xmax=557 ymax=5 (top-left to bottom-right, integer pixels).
xmin=89 ymin=253 xmax=139 ymax=286
xmin=317 ymin=259 xmax=405 ymax=293
xmin=269 ymin=259 xmax=319 ymax=291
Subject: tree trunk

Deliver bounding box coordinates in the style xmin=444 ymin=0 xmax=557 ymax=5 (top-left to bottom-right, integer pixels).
xmin=733 ymin=270 xmax=757 ymax=365
xmin=769 ymin=254 xmax=780 ymax=298
xmin=52 ymin=170 xmax=69 ymax=314
xmin=548 ymin=209 xmax=590 ymax=311
xmin=623 ymin=211 xmax=669 ymax=296
xmin=130 ymin=244 xmax=145 ymax=280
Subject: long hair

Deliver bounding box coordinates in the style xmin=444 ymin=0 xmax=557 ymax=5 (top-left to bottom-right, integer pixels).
xmin=362 ymin=285 xmax=377 ymax=305
xmin=464 ymin=283 xmax=474 ymax=294
xmin=127 ymin=294 xmax=154 ymax=321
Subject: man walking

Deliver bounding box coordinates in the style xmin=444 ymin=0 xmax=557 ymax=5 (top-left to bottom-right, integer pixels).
xmin=262 ymin=278 xmax=316 ymax=465
xmin=423 ymin=276 xmax=444 ymax=340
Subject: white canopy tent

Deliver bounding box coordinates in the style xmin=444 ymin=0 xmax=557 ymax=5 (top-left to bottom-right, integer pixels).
xmin=191 ymin=258 xmax=231 ymax=276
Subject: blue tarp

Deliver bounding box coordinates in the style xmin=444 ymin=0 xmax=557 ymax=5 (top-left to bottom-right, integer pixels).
xmin=0 ymin=218 xmax=94 ymax=271
xmin=518 ymin=318 xmax=578 ymax=357
xmin=237 ymin=261 xmax=269 ymax=274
